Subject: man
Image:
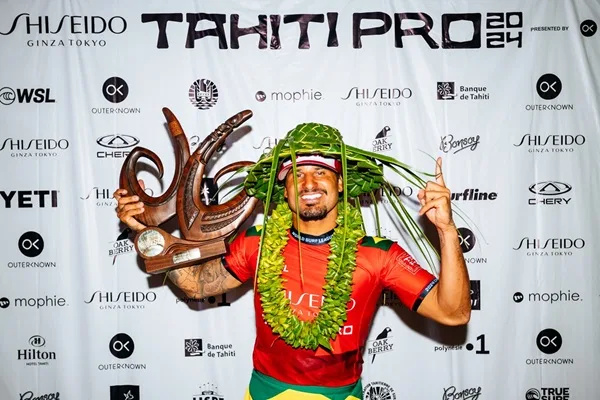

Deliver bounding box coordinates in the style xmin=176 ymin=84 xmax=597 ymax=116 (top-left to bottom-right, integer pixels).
xmin=114 ymin=122 xmax=470 ymax=399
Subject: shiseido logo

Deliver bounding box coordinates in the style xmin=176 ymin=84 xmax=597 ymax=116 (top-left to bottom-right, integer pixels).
xmin=141 ymin=11 xmax=522 ymax=50
xmin=0 ymin=87 xmax=55 ymax=104
xmin=513 ymin=134 xmax=585 ymax=153
xmin=528 ymin=181 xmax=572 ymax=205
xmin=513 ymin=237 xmax=584 ymax=257
xmin=0 ymin=14 xmax=127 ymax=35
xmin=440 ymin=134 xmax=480 ymax=154
xmin=80 ymin=187 xmax=116 ymax=207
xmin=0 ymin=190 xmax=59 ymax=208
xmin=342 ymin=87 xmax=412 ymax=106
xmin=85 ymin=291 xmax=157 ymax=310
xmin=0 ymin=138 xmax=69 ymax=158
xmin=189 ymin=79 xmax=218 ymax=110
xmin=19 ymin=391 xmax=60 ymax=400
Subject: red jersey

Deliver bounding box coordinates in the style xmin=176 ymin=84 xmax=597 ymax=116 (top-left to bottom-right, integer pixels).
xmin=223 ymin=226 xmax=438 ymax=387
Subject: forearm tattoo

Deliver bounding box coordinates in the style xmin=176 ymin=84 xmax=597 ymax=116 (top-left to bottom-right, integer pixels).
xmin=167 ymin=258 xmax=233 ymax=298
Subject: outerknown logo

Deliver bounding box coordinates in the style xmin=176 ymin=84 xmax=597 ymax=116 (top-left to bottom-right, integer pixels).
xmin=536 ymin=329 xmax=562 ymax=354
xmin=189 ymin=79 xmax=218 ymax=110
xmin=110 ymin=333 xmax=134 ymax=359
xmin=457 ymin=228 xmax=476 ymax=253
xmin=18 ymin=231 xmax=44 ymax=257
xmin=580 ymin=20 xmax=597 ymax=37
xmin=103 ymin=77 xmax=129 ymax=103
xmin=536 ymin=74 xmax=562 ymax=100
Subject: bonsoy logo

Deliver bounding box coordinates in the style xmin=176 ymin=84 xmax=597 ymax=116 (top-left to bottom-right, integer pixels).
xmin=189 ymin=79 xmax=218 ymax=110
xmin=536 ymin=74 xmax=562 ymax=100
xmin=580 ymin=20 xmax=597 ymax=37
xmin=457 ymin=227 xmax=475 ymax=253
xmin=18 ymin=231 xmax=44 ymax=257
xmin=103 ymin=77 xmax=129 ymax=103
xmin=536 ymin=328 xmax=562 ymax=354
xmin=110 ymin=385 xmax=139 ymax=400
xmin=110 ymin=333 xmax=134 ymax=359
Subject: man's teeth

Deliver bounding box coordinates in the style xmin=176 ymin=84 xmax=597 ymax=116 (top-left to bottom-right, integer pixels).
xmin=301 ymin=193 xmax=322 ymax=200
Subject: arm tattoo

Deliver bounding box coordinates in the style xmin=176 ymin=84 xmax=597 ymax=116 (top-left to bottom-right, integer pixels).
xmin=167 ymin=258 xmax=238 ymax=298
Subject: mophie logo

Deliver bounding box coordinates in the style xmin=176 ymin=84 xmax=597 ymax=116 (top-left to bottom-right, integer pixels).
xmin=0 ymin=87 xmax=55 ymax=104
xmin=0 ymin=190 xmax=59 ymax=208
xmin=141 ymin=11 xmax=522 ymax=50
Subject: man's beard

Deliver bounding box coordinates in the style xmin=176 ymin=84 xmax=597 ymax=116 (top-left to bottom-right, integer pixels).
xmin=299 ymin=204 xmax=328 ymax=221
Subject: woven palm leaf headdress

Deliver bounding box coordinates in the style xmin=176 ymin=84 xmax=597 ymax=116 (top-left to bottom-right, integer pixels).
xmin=244 ymin=122 xmax=441 ymax=276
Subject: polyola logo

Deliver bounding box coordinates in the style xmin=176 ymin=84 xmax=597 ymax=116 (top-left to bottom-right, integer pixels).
xmin=18 ymin=231 xmax=44 ymax=257
xmin=189 ymin=79 xmax=218 ymax=110
xmin=536 ymin=328 xmax=562 ymax=354
xmin=103 ymin=77 xmax=129 ymax=103
xmin=110 ymin=333 xmax=134 ymax=359
xmin=0 ymin=87 xmax=55 ymax=104
xmin=536 ymin=74 xmax=562 ymax=100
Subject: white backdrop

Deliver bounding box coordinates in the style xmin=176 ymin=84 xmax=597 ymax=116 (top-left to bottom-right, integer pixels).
xmin=0 ymin=1 xmax=599 ymax=399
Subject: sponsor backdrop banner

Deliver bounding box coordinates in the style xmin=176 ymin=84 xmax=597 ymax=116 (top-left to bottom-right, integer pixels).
xmin=0 ymin=0 xmax=598 ymax=399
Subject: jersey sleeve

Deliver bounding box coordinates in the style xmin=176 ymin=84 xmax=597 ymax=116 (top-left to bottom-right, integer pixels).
xmin=379 ymin=242 xmax=438 ymax=311
xmin=222 ymin=226 xmax=262 ymax=283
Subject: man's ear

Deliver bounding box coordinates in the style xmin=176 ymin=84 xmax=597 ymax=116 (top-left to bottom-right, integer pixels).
xmin=337 ymin=175 xmax=343 ymax=193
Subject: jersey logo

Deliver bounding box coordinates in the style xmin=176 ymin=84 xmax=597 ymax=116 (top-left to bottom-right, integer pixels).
xmin=361 ymin=236 xmax=394 ymax=251
xmin=246 ymin=225 xmax=263 ymax=237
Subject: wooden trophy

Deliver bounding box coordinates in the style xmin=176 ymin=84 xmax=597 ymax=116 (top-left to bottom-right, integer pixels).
xmin=119 ymin=107 xmax=258 ymax=274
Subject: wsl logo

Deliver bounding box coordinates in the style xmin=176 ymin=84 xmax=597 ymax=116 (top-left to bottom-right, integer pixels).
xmin=0 ymin=87 xmax=55 ymax=105
xmin=189 ymin=79 xmax=218 ymax=110
xmin=372 ymin=126 xmax=392 ymax=152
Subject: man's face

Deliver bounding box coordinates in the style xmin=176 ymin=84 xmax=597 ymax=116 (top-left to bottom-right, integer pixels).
xmin=283 ymin=165 xmax=343 ymax=221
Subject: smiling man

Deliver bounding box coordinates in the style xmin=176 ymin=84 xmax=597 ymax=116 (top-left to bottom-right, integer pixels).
xmin=114 ymin=122 xmax=471 ymax=399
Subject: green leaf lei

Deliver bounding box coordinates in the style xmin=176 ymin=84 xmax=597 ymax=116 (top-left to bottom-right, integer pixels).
xmin=257 ymin=201 xmax=365 ymax=351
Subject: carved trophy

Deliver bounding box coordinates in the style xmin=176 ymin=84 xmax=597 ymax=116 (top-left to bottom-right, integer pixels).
xmin=119 ymin=107 xmax=258 ymax=274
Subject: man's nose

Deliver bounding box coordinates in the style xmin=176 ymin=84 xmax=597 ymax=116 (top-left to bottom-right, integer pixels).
xmin=302 ymin=173 xmax=316 ymax=190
